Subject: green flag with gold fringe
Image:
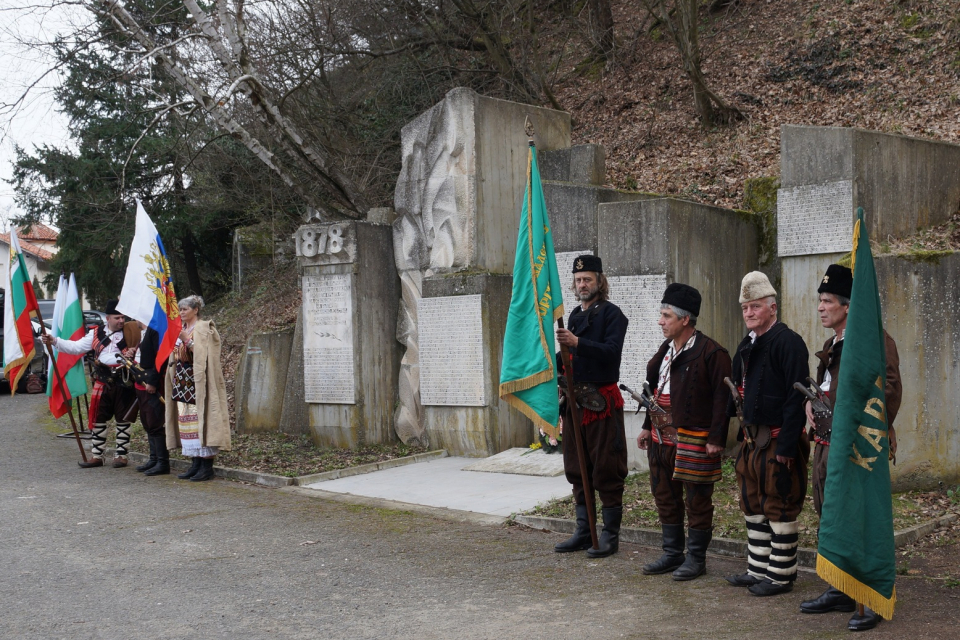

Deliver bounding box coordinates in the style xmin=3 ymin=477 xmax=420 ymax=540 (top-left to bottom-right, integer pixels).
xmin=817 ymin=207 xmax=896 ymax=620
xmin=499 ymin=142 xmax=564 ymax=439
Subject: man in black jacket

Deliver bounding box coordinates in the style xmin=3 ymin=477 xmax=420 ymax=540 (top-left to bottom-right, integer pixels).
xmin=133 ymin=325 xmax=169 ymax=475
xmin=553 ymin=254 xmax=629 ymax=558
xmin=724 ymin=271 xmax=810 ymax=597
xmin=637 ymin=283 xmax=732 ymax=581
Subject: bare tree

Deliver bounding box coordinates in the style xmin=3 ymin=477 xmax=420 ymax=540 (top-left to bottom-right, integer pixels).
xmin=641 ymin=0 xmax=742 ymax=126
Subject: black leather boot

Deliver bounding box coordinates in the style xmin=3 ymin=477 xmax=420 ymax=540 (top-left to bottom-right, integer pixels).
xmin=190 ymin=457 xmax=216 ymax=482
xmin=848 ymin=607 xmax=882 ymax=631
xmin=673 ymin=528 xmax=712 ymax=581
xmin=136 ymin=436 xmax=157 ymax=472
xmin=143 ymin=436 xmax=170 ymax=476
xmin=586 ymin=506 xmax=622 ymax=558
xmin=554 ymin=504 xmax=593 ymax=553
xmin=642 ymin=524 xmax=686 ymax=574
xmin=800 ymin=587 xmax=856 ymax=614
xmin=178 ymin=456 xmax=202 ymax=479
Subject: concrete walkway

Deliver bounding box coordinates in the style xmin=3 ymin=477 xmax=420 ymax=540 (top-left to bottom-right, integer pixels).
xmin=301 ymin=454 xmax=572 ymax=517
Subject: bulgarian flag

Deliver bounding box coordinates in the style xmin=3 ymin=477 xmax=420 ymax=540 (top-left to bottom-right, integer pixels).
xmin=46 ymin=273 xmax=89 ymax=417
xmin=116 ymin=200 xmax=181 ymax=369
xmin=3 ymin=228 xmax=41 ymax=394
xmin=817 ymin=207 xmax=896 ymax=620
xmin=499 ymin=143 xmax=565 ymax=439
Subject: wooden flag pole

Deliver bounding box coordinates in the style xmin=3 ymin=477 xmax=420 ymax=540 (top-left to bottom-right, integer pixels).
xmin=557 ymin=317 xmax=600 ymax=550
xmin=34 ymin=310 xmax=88 ymax=463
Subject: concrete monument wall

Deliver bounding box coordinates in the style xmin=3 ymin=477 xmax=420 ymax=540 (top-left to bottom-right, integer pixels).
xmin=779 ymin=125 xmax=960 ymax=489
xmin=235 ymin=329 xmax=294 ymax=433
xmin=291 ymin=221 xmax=401 ymax=448
xmin=392 ymin=87 xmax=570 ymax=454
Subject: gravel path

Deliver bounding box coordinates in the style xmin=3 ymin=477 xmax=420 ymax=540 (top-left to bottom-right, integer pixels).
xmin=2 ymin=392 xmax=956 ymax=639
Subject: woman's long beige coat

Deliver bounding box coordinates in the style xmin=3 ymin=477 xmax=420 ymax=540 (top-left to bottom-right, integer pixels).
xmin=165 ymin=319 xmax=231 ymax=451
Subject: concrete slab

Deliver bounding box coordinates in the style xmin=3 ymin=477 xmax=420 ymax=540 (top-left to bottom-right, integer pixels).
xmin=301 ymin=456 xmax=571 ymax=517
xmin=461 ymin=447 xmax=565 ymax=476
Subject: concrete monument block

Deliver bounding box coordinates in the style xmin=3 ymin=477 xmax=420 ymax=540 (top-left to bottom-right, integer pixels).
xmin=875 ymin=253 xmax=960 ymax=491
xmin=418 ymin=273 xmax=529 ymax=457
xmin=236 ymin=329 xmax=294 ymax=433
xmin=544 ymin=182 xmax=651 ymax=254
xmin=779 ymin=125 xmax=960 ymax=373
xmin=597 ymin=197 xmax=760 ymax=454
xmin=293 ymin=220 xmax=401 ymax=448
xmin=392 ymin=87 xmax=571 ymax=449
xmin=539 ymin=144 xmax=607 ymax=186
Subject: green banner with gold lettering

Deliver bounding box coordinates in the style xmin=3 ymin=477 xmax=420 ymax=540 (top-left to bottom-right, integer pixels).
xmin=817 ymin=207 xmax=896 ymax=620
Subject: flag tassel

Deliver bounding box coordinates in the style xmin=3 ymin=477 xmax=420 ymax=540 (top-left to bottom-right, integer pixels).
xmin=816 ymin=554 xmax=896 ymax=620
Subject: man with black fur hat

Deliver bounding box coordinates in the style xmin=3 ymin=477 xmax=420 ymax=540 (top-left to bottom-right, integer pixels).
xmin=42 ymin=299 xmax=138 ymax=468
xmin=724 ymin=271 xmax=810 ymax=597
xmin=553 ymin=254 xmax=629 ymax=558
xmin=800 ymin=264 xmax=902 ymax=631
xmin=637 ymin=283 xmax=732 ymax=581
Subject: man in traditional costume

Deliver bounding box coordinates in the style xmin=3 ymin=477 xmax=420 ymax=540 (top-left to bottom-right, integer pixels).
xmin=637 ymin=283 xmax=732 ymax=580
xmin=553 ymin=255 xmax=629 ymax=558
xmin=133 ymin=324 xmax=169 ymax=476
xmin=725 ymin=272 xmax=810 ymax=596
xmin=42 ymin=299 xmax=137 ymax=468
xmin=800 ymin=264 xmax=902 ymax=631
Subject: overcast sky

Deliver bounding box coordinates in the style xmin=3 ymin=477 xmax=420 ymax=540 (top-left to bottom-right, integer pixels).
xmin=0 ymin=1 xmax=80 ymax=232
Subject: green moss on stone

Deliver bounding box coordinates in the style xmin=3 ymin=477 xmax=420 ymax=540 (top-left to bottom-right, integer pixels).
xmin=742 ymin=177 xmax=781 ymax=290
xmin=899 ymin=249 xmax=954 ymax=264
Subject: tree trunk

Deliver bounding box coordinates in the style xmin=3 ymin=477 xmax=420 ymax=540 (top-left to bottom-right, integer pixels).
xmin=587 ymin=0 xmax=616 ymax=60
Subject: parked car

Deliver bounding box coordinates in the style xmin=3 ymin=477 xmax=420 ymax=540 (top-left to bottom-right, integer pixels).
xmin=83 ymin=309 xmax=107 ymax=331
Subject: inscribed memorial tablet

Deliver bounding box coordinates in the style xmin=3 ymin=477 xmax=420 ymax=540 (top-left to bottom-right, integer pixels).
xmin=302 ymin=273 xmax=356 ymax=404
xmin=419 ymin=295 xmax=487 ymax=406
xmin=608 ymin=274 xmax=668 ymax=411
xmin=777 ymin=181 xmax=854 ymax=256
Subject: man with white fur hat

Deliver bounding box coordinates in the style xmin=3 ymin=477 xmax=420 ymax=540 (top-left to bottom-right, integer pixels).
xmin=724 ymin=271 xmax=810 ymax=597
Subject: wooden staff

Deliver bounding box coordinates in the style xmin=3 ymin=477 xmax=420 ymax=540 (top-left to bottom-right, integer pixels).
xmin=557 ymin=317 xmax=600 ymax=550
xmin=34 ymin=309 xmax=88 ymax=463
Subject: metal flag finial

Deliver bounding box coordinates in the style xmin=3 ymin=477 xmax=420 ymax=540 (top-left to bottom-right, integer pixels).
xmin=524 ymin=116 xmax=535 ymax=144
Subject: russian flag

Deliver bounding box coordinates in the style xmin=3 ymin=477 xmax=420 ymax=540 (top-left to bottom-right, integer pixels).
xmin=117 ymin=200 xmax=182 ymax=370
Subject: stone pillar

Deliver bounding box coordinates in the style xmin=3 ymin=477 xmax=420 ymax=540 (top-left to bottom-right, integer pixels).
xmin=598 ymin=197 xmax=760 ymax=454
xmin=393 ymin=87 xmax=570 ymax=455
xmin=291 ymin=220 xmax=401 ymax=448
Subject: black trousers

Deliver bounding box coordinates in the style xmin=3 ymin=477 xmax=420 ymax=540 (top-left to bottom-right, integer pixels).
xmin=562 ymin=406 xmax=628 ymax=509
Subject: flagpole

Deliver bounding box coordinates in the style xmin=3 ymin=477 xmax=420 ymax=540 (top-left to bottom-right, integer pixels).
xmin=558 ymin=319 xmax=600 ymax=550
xmin=34 ymin=306 xmax=88 ymax=463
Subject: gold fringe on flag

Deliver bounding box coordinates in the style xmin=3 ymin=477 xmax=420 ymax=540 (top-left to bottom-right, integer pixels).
xmin=850 ymin=217 xmax=861 ymax=275
xmin=816 ymin=554 xmax=896 ymax=621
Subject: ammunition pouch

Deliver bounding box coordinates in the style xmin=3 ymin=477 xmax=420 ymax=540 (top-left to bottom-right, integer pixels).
xmin=743 ymin=424 xmax=772 ymax=451
xmin=573 ymin=382 xmax=606 ymax=413
xmin=650 ymin=409 xmax=673 ymax=430
xmin=813 ymin=412 xmax=833 ymax=442
xmin=92 ymin=363 xmax=134 ymax=388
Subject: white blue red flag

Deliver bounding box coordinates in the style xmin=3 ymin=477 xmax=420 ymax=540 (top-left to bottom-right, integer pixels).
xmin=117 ymin=200 xmax=181 ymax=369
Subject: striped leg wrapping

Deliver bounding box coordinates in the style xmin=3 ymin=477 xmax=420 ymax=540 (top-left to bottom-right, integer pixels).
xmin=90 ymin=423 xmax=108 ymax=458
xmin=745 ymin=514 xmax=772 ymax=579
xmin=115 ymin=423 xmax=131 ymax=456
xmin=767 ymin=520 xmax=800 ymax=585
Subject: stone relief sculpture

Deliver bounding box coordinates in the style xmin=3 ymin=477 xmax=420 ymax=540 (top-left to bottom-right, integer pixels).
xmin=392 ymin=88 xmax=477 ymax=445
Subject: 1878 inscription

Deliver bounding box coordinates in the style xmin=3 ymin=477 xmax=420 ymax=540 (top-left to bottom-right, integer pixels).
xmin=777 ymin=180 xmax=854 ymax=256
xmin=418 ymin=295 xmax=487 ymax=406
xmin=608 ymin=274 xmax=668 ymax=411
xmin=302 ymin=273 xmax=356 ymax=404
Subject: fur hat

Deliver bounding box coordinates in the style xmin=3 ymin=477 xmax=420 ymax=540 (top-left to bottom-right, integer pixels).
xmin=105 ymin=299 xmax=120 ymax=316
xmin=572 ymin=254 xmax=602 ymax=274
xmin=817 ymin=264 xmax=853 ymax=300
xmin=739 ymin=271 xmax=776 ymax=303
xmin=662 ymin=283 xmax=701 ymax=317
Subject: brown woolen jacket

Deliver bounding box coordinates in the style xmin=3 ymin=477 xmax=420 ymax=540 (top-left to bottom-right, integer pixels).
xmin=641 ymin=332 xmax=733 ymax=446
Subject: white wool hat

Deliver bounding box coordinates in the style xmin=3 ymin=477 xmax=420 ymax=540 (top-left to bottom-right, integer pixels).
xmin=739 ymin=271 xmax=777 ymax=303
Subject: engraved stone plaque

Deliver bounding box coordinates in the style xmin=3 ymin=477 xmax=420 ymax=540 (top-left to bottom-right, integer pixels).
xmin=608 ymin=274 xmax=668 ymax=411
xmin=555 ymin=250 xmax=592 ymax=318
xmin=418 ymin=294 xmax=486 ymax=406
xmin=302 ymin=273 xmax=356 ymax=404
xmin=777 ymin=180 xmax=854 ymax=256
xmin=295 ymin=222 xmax=357 ymax=265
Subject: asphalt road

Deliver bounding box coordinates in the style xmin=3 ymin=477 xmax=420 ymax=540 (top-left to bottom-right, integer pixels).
xmin=1 ymin=392 xmax=956 ymax=639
